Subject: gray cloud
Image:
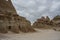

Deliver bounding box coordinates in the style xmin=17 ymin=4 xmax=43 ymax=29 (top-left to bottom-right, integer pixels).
xmin=11 ymin=0 xmax=60 ymax=23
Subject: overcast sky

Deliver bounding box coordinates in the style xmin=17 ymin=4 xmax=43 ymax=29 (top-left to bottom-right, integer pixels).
xmin=11 ymin=0 xmax=60 ymax=23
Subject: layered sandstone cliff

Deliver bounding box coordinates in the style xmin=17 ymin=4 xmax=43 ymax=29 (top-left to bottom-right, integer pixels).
xmin=0 ymin=0 xmax=35 ymax=33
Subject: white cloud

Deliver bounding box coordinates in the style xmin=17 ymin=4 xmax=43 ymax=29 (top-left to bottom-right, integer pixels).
xmin=11 ymin=0 xmax=60 ymax=23
xmin=50 ymin=1 xmax=60 ymax=12
xmin=38 ymin=6 xmax=46 ymax=12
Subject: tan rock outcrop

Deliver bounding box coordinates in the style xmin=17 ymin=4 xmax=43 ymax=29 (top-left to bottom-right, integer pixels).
xmin=33 ymin=15 xmax=60 ymax=29
xmin=53 ymin=15 xmax=60 ymax=27
xmin=33 ymin=16 xmax=53 ymax=29
xmin=0 ymin=0 xmax=35 ymax=33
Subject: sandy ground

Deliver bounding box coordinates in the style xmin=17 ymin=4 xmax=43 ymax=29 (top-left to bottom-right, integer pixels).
xmin=0 ymin=29 xmax=60 ymax=40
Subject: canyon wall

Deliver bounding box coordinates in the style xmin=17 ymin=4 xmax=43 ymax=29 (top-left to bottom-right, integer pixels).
xmin=0 ymin=0 xmax=35 ymax=33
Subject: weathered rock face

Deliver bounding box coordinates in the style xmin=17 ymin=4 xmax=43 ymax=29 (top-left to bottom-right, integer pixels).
xmin=33 ymin=16 xmax=54 ymax=29
xmin=0 ymin=0 xmax=16 ymax=14
xmin=53 ymin=15 xmax=60 ymax=21
xmin=0 ymin=0 xmax=35 ymax=33
xmin=13 ymin=15 xmax=35 ymax=33
xmin=33 ymin=15 xmax=60 ymax=29
xmin=53 ymin=15 xmax=60 ymax=27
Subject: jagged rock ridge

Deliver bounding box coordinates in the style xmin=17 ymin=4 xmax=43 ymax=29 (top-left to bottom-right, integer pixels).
xmin=33 ymin=16 xmax=60 ymax=29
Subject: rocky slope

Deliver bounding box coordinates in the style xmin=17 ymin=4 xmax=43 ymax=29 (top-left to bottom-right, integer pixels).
xmin=33 ymin=16 xmax=55 ymax=29
xmin=0 ymin=0 xmax=35 ymax=33
xmin=53 ymin=15 xmax=60 ymax=27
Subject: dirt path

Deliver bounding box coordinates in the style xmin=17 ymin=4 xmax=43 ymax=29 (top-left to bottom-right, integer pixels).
xmin=0 ymin=29 xmax=60 ymax=40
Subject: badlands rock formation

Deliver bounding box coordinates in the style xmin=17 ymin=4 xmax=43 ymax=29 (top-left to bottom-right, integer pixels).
xmin=53 ymin=15 xmax=60 ymax=27
xmin=0 ymin=0 xmax=35 ymax=33
xmin=33 ymin=16 xmax=60 ymax=29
